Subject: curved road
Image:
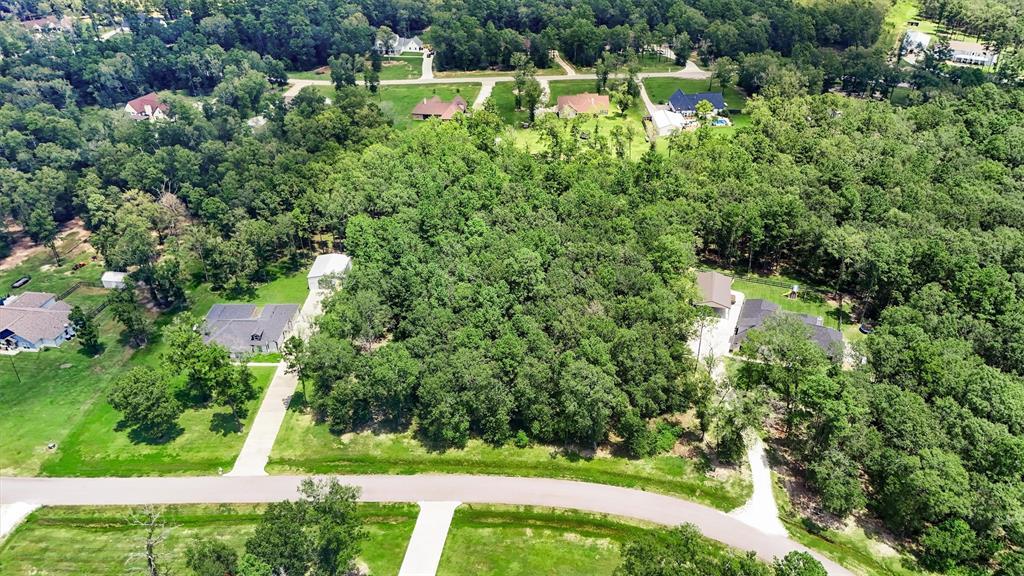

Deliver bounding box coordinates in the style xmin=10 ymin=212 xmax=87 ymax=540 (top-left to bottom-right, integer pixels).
xmin=1 ymin=474 xmax=850 ymax=575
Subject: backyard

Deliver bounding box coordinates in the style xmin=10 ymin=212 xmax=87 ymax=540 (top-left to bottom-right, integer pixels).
xmin=267 ymin=403 xmax=751 ymax=511
xmin=317 ymin=83 xmax=482 ymax=128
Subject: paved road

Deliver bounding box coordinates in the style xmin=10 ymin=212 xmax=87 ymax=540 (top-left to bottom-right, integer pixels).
xmin=283 ymin=65 xmax=711 ymax=101
xmin=0 ymin=474 xmax=850 ymax=575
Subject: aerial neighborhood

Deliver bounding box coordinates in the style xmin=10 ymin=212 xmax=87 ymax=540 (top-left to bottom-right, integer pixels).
xmin=2 ymin=0 xmax=1023 ymax=575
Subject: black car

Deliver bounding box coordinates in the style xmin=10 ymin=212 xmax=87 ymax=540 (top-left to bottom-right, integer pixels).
xmin=11 ymin=276 xmax=30 ymax=289
xmin=858 ymin=323 xmax=875 ymax=335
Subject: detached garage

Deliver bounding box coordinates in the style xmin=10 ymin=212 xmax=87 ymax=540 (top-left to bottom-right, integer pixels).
xmin=307 ymin=253 xmax=352 ymax=291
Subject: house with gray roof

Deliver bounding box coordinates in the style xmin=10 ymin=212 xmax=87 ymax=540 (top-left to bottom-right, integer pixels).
xmin=729 ymin=298 xmax=844 ymax=359
xmin=203 ymin=303 xmax=299 ymax=356
xmin=0 ymin=292 xmax=74 ymax=351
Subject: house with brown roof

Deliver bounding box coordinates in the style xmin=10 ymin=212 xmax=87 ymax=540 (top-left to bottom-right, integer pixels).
xmin=556 ymin=93 xmax=610 ymax=118
xmin=0 ymin=292 xmax=74 ymax=351
xmin=410 ymin=95 xmax=467 ymax=121
xmin=19 ymin=15 xmax=74 ymax=34
xmin=124 ymin=92 xmax=169 ymax=121
xmin=695 ymin=271 xmax=735 ymax=314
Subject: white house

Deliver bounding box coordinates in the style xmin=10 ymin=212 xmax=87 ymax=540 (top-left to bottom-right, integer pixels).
xmin=0 ymin=292 xmax=74 ymax=351
xmin=307 ymin=253 xmax=352 ymax=291
xmin=376 ymin=34 xmax=424 ymax=55
xmin=948 ymin=40 xmax=998 ymax=66
xmin=124 ymin=92 xmax=169 ymax=121
xmin=101 ymin=271 xmax=128 ymax=289
xmin=902 ymin=30 xmax=932 ymax=53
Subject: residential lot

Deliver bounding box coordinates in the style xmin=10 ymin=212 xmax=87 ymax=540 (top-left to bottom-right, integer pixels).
xmin=268 ymin=412 xmax=751 ymax=511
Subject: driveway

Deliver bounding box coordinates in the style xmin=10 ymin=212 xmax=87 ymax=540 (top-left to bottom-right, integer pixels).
xmin=0 ymin=474 xmax=850 ymax=575
xmin=690 ymin=291 xmax=744 ymax=381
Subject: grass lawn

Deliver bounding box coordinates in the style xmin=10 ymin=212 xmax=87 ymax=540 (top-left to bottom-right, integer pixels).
xmin=643 ymin=77 xmax=748 ymax=110
xmin=267 ymin=405 xmax=751 ymax=511
xmin=0 ymin=504 xmax=417 ymax=576
xmin=379 ymin=54 xmax=424 ymax=80
xmin=317 ymin=83 xmax=482 ymax=129
xmin=574 ymin=54 xmax=683 ymax=74
xmin=438 ymin=506 xmax=650 ymax=575
xmin=546 ymin=79 xmax=601 ymax=105
xmin=38 ymin=366 xmax=276 ymax=476
xmin=0 ymin=324 xmax=131 ymax=476
xmin=434 ymin=66 xmax=563 ymax=78
xmin=488 ymin=81 xmax=529 ymax=125
xmin=189 ymin=261 xmax=310 ymax=317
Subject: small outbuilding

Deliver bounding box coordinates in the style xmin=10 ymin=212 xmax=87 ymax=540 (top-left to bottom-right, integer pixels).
xmin=695 ymin=271 xmax=735 ymax=315
xmin=101 ymin=271 xmax=129 ymax=289
xmin=307 ymin=253 xmax=352 ymax=291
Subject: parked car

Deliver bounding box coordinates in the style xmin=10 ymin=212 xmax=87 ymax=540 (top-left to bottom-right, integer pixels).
xmin=11 ymin=276 xmax=30 ymax=289
xmin=859 ymin=323 xmax=875 ymax=334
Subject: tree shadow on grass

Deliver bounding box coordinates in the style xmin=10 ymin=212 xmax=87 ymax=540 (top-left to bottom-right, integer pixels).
xmin=209 ymin=412 xmax=243 ymax=436
xmin=117 ymin=419 xmax=183 ymax=445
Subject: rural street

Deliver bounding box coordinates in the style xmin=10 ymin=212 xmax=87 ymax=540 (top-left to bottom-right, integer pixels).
xmin=282 ymin=62 xmax=711 ymax=100
xmin=0 ymin=474 xmax=851 ymax=576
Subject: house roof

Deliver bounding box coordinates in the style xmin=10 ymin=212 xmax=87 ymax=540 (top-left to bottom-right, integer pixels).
xmin=669 ymin=89 xmax=727 ymax=113
xmin=0 ymin=291 xmax=70 ymax=345
xmin=902 ymin=30 xmax=931 ymax=48
xmin=125 ymin=92 xmax=169 ymax=118
xmin=696 ymin=271 xmax=733 ymax=309
xmin=411 ymin=95 xmax=467 ymax=119
xmin=556 ymin=93 xmax=610 ymax=115
xmin=730 ymin=298 xmax=844 ymax=358
xmin=8 ymin=291 xmax=57 ymax=309
xmin=20 ymin=15 xmax=73 ymax=30
xmin=948 ymin=40 xmax=995 ymax=56
xmin=308 ymin=253 xmax=352 ymax=279
xmin=203 ymin=304 xmax=299 ymax=353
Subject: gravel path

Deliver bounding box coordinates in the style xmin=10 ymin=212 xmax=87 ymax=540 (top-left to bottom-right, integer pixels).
xmin=0 ymin=474 xmax=851 ymax=575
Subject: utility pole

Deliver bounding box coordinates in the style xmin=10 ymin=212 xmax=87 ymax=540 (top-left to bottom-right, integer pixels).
xmin=8 ymin=356 xmax=20 ymax=384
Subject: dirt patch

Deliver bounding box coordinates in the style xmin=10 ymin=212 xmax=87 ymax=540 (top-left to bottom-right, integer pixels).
xmin=0 ymin=218 xmax=92 ymax=271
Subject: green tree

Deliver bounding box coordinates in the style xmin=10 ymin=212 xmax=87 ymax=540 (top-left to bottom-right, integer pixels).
xmin=108 ymin=287 xmax=151 ymax=347
xmin=69 ymin=305 xmax=101 ymax=355
xmin=107 ymin=368 xmax=182 ymax=439
xmin=522 ymin=77 xmax=543 ymax=123
xmin=25 ymin=206 xmax=60 ymax=265
xmin=185 ymin=537 xmax=238 ymax=576
xmin=772 ymin=551 xmax=827 ymax=576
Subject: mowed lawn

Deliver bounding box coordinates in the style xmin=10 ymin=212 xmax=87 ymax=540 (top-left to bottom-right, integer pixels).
xmin=317 ymin=83 xmax=482 ymax=129
xmin=0 ymin=325 xmax=131 ymax=476
xmin=643 ymin=77 xmax=748 ymax=111
xmin=438 ymin=506 xmax=646 ymax=576
xmin=0 ymin=504 xmax=417 ymax=576
xmin=0 ymin=231 xmax=107 ymax=311
xmin=39 ymin=366 xmax=275 ymax=476
xmin=267 ymin=407 xmax=751 ymax=511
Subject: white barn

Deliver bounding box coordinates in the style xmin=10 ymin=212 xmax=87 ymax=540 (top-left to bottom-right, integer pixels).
xmin=307 ymin=253 xmax=352 ymax=291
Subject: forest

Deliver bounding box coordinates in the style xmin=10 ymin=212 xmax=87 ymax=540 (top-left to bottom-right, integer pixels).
xmin=1 ymin=0 xmax=1024 ymax=574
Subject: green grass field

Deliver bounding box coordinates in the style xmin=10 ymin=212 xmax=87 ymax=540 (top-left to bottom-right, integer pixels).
xmin=437 ymin=506 xmax=654 ymax=575
xmin=643 ymin=77 xmax=748 ymax=111
xmin=267 ymin=407 xmax=751 ymax=511
xmin=38 ymin=366 xmax=275 ymax=476
xmin=434 ymin=66 xmax=563 ymax=78
xmin=574 ymin=54 xmax=684 ymax=74
xmin=288 ymin=54 xmax=424 ymax=82
xmin=0 ymin=504 xmax=735 ymax=576
xmin=1 ymin=231 xmax=106 ymax=308
xmin=318 ymin=83 xmax=482 ymax=128
xmin=0 ymin=504 xmax=417 ymax=576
